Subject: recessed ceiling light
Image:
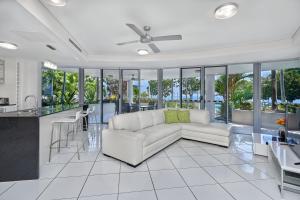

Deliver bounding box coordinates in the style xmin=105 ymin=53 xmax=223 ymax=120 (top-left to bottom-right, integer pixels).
xmin=0 ymin=42 xmax=18 ymax=50
xmin=43 ymin=0 xmax=67 ymax=7
xmin=137 ymin=49 xmax=149 ymax=55
xmin=43 ymin=61 xmax=58 ymax=70
xmin=214 ymin=2 xmax=238 ymax=19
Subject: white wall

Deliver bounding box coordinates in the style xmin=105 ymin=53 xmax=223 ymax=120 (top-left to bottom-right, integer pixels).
xmin=0 ymin=57 xmax=41 ymax=110
xmin=0 ymin=58 xmax=17 ymax=104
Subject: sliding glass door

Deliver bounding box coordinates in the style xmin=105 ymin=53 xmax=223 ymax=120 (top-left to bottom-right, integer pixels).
xmin=121 ymin=69 xmax=140 ymax=113
xmin=261 ymin=59 xmax=300 ymax=135
xmin=181 ymin=68 xmax=202 ymax=109
xmin=204 ymin=66 xmax=227 ymax=122
xmin=102 ymin=69 xmax=119 ymax=123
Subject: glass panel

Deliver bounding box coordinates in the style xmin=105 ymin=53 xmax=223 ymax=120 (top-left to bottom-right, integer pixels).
xmin=42 ymin=68 xmax=79 ymax=107
xmin=122 ymin=70 xmax=140 ymax=113
xmin=261 ymin=59 xmax=300 ymax=136
xmin=103 ymin=69 xmax=119 ymax=123
xmin=182 ymin=68 xmax=201 ymax=109
xmin=140 ymin=70 xmax=158 ymax=110
xmin=205 ymin=67 xmax=226 ymax=122
xmin=163 ymin=68 xmax=180 ymax=108
xmin=84 ymin=69 xmax=100 ymax=124
xmin=227 ymin=64 xmax=253 ymax=129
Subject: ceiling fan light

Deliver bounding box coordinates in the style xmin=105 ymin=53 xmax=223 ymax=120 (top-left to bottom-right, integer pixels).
xmin=0 ymin=41 xmax=18 ymax=50
xmin=137 ymin=49 xmax=149 ymax=55
xmin=214 ymin=2 xmax=238 ymax=19
xmin=43 ymin=0 xmax=67 ymax=7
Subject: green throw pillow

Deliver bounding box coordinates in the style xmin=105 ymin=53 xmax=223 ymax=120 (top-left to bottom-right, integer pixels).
xmin=177 ymin=110 xmax=190 ymax=123
xmin=164 ymin=110 xmax=179 ymax=124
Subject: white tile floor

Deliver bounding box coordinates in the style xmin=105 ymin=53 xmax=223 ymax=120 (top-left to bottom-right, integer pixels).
xmin=0 ymin=124 xmax=300 ymax=200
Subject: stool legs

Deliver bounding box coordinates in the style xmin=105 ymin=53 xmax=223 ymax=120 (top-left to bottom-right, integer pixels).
xmin=49 ymin=124 xmax=55 ymax=162
xmin=58 ymin=123 xmax=62 ymax=153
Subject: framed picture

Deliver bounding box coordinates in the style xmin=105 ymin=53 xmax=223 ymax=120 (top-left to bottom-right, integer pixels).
xmin=0 ymin=59 xmax=4 ymax=84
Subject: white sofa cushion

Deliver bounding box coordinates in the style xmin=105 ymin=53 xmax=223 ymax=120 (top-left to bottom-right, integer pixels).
xmin=112 ymin=112 xmax=141 ymax=131
xmin=140 ymin=124 xmax=181 ymax=146
xmin=138 ymin=111 xmax=154 ymax=129
xmin=189 ymin=110 xmax=210 ymax=124
xmin=180 ymin=123 xmax=230 ymax=137
xmin=151 ymin=109 xmax=165 ymax=125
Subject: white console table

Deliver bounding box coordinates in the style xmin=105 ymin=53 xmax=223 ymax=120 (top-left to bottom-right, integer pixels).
xmin=252 ymin=133 xmax=273 ymax=156
xmin=269 ymin=142 xmax=300 ymax=194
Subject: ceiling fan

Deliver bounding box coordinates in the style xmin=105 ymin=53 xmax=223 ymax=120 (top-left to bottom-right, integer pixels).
xmin=117 ymin=24 xmax=182 ymax=53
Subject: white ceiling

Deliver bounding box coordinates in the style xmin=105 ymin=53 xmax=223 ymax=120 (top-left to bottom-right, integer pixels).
xmin=0 ymin=0 xmax=299 ymax=68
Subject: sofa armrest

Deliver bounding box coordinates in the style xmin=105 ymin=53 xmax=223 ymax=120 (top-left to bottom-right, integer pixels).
xmin=102 ymin=129 xmax=145 ymax=166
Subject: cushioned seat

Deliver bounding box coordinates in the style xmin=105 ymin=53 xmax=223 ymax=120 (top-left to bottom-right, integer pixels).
xmin=141 ymin=124 xmax=181 ymax=146
xmin=180 ymin=123 xmax=230 ymax=137
xmin=102 ymin=109 xmax=231 ymax=166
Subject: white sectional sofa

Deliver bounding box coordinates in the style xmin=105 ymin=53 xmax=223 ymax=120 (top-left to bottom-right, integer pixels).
xmin=102 ymin=109 xmax=231 ymax=166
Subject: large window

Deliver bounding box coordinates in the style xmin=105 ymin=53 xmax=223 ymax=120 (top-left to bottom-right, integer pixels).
xmin=227 ymin=64 xmax=253 ymax=125
xmin=182 ymin=68 xmax=201 ymax=109
xmin=261 ymin=59 xmax=300 ymax=133
xmin=163 ymin=68 xmax=180 ymax=108
xmin=42 ymin=68 xmax=79 ymax=107
xmin=102 ymin=70 xmax=119 ymax=123
xmin=140 ymin=70 xmax=158 ymax=110
xmin=122 ymin=70 xmax=140 ymax=113
xmin=205 ymin=66 xmax=227 ymax=122
xmin=84 ymin=69 xmax=100 ymax=123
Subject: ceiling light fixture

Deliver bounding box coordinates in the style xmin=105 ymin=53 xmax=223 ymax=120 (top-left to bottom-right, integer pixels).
xmin=43 ymin=61 xmax=58 ymax=70
xmin=214 ymin=2 xmax=238 ymax=19
xmin=43 ymin=0 xmax=67 ymax=7
xmin=0 ymin=42 xmax=18 ymax=50
xmin=137 ymin=49 xmax=149 ymax=55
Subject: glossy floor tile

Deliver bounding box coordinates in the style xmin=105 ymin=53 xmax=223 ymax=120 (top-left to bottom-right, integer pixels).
xmin=191 ymin=184 xmax=234 ymax=200
xmin=118 ymin=190 xmax=157 ymax=200
xmin=90 ymin=160 xmax=120 ymax=175
xmin=222 ymin=181 xmax=272 ymax=200
xmin=178 ymin=167 xmax=216 ymax=186
xmin=119 ymin=172 xmax=153 ymax=193
xmin=204 ymin=165 xmax=244 ymax=183
xmin=150 ymin=170 xmax=186 ymax=189
xmin=80 ymin=174 xmax=119 ymax=197
xmin=0 ymin=125 xmax=299 ymax=200
xmin=169 ymin=156 xmax=198 ymax=169
xmin=0 ymin=179 xmax=51 ymax=200
xmin=38 ymin=176 xmax=86 ymax=200
xmin=156 ymin=187 xmax=196 ymax=200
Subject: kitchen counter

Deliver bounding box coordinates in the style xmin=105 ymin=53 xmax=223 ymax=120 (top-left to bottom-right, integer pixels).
xmin=0 ymin=105 xmax=81 ymax=182
xmin=0 ymin=104 xmax=80 ymax=117
xmin=0 ymin=104 xmax=16 ymax=106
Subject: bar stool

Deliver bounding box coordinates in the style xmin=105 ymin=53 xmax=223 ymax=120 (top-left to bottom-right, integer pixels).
xmin=49 ymin=111 xmax=83 ymax=162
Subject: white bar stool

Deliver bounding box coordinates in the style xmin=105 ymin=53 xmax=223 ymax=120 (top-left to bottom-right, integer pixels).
xmin=49 ymin=111 xmax=83 ymax=162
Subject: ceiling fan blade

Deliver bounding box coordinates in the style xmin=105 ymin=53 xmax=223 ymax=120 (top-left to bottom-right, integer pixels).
xmin=116 ymin=40 xmax=139 ymax=45
xmin=152 ymin=35 xmax=182 ymax=41
xmin=148 ymin=43 xmax=160 ymax=53
xmin=126 ymin=24 xmax=144 ymax=37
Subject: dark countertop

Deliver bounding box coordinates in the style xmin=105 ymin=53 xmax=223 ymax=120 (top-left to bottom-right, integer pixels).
xmin=0 ymin=104 xmax=16 ymax=107
xmin=0 ymin=104 xmax=80 ymax=117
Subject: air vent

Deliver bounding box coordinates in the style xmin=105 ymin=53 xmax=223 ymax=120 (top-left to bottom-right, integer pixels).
xmin=46 ymin=44 xmax=56 ymax=51
xmin=69 ymin=38 xmax=82 ymax=53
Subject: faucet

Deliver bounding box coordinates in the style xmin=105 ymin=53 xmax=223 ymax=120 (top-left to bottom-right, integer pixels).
xmin=24 ymin=95 xmax=38 ymax=111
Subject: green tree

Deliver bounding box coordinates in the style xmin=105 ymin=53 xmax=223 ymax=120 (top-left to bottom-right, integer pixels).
xmin=85 ymin=76 xmax=97 ymax=104
xmin=148 ymin=80 xmax=158 ymax=97
xmin=182 ymin=77 xmax=200 ymax=100
xmin=215 ymin=73 xmax=253 ymax=110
